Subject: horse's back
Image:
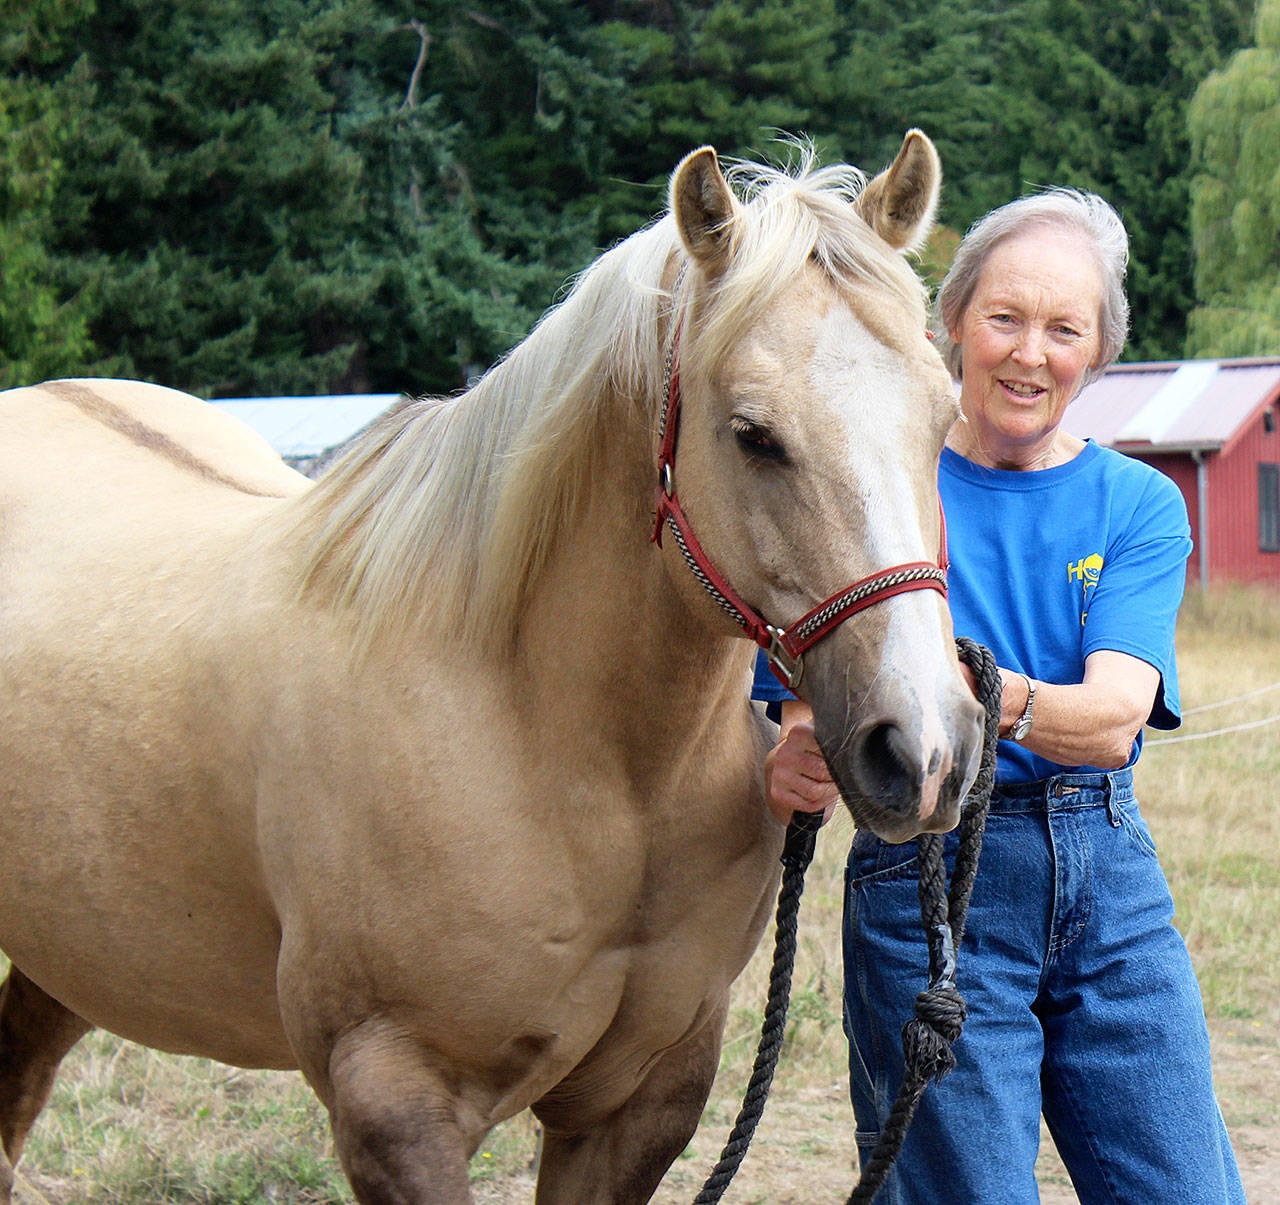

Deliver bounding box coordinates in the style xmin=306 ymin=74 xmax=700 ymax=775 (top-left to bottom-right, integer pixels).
xmin=0 ymin=375 xmax=306 ymax=645
xmin=0 ymin=378 xmax=310 ymax=502
xmin=0 ymin=379 xmax=304 ymax=1066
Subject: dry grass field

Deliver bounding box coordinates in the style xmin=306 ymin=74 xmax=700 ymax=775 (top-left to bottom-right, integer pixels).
xmin=6 ymin=584 xmax=1280 ymax=1204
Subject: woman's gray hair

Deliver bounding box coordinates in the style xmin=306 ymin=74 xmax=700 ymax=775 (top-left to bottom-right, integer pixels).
xmin=933 ymin=189 xmax=1129 ymax=387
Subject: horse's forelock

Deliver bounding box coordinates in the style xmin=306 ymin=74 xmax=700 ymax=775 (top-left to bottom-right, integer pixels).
xmin=690 ymin=157 xmax=930 ymax=375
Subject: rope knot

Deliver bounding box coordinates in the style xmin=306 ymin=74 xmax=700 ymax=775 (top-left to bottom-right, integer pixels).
xmin=902 ymin=982 xmax=966 ymax=1083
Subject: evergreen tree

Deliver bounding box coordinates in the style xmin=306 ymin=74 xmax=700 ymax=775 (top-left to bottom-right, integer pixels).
xmin=345 ymin=3 xmax=632 ymax=388
xmin=13 ymin=0 xmax=1261 ymax=392
xmin=828 ymin=0 xmax=1254 ymax=361
xmin=43 ymin=0 xmax=387 ymax=396
xmin=1186 ymin=0 xmax=1280 ymax=356
xmin=622 ymin=2 xmax=841 ymax=163
xmin=0 ymin=0 xmax=93 ymax=386
xmin=37 ymin=0 xmax=646 ymax=395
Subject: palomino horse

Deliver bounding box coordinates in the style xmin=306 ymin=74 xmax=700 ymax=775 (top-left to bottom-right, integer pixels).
xmin=0 ymin=132 xmax=983 ymax=1203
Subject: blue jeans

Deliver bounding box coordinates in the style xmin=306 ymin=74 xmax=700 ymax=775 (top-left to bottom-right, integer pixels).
xmin=843 ymin=769 xmax=1246 ymax=1204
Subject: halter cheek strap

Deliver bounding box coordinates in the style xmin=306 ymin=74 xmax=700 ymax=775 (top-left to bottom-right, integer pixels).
xmin=651 ymin=308 xmax=948 ymax=691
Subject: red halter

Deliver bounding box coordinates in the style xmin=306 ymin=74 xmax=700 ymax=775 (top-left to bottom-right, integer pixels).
xmin=650 ymin=312 xmax=949 ymax=691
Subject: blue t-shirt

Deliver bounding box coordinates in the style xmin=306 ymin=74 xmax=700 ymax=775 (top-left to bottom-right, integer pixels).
xmin=752 ymin=439 xmax=1192 ymax=783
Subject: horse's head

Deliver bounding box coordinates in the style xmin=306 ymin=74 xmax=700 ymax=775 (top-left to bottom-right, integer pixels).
xmin=656 ymin=133 xmax=984 ymax=843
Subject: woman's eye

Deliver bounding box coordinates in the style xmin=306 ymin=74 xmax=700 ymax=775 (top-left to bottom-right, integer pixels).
xmin=730 ymin=417 xmax=785 ymax=460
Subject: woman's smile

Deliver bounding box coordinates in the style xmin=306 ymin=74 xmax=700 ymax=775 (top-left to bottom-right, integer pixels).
xmin=999 ymin=378 xmax=1046 ymax=399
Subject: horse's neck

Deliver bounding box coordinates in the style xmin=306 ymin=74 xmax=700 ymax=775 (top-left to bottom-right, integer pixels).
xmin=279 ymin=367 xmax=757 ymax=788
xmin=512 ymin=440 xmax=757 ymax=790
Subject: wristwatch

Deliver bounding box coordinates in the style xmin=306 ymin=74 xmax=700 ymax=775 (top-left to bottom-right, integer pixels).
xmin=1010 ymin=674 xmax=1036 ymax=741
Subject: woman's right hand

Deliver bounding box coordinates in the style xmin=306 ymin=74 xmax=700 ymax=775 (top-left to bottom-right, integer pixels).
xmin=764 ymin=700 xmax=841 ymax=827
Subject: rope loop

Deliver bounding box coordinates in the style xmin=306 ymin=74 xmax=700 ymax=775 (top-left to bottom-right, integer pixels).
xmin=691 ymin=855 xmax=812 ymax=1204
xmin=847 ymin=636 xmax=1001 ymax=1205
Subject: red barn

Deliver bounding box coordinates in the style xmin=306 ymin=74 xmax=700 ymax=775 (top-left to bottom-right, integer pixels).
xmin=1063 ymin=357 xmax=1280 ymax=591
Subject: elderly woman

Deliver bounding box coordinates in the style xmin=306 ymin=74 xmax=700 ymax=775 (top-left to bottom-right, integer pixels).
xmin=756 ymin=190 xmax=1246 ymax=1202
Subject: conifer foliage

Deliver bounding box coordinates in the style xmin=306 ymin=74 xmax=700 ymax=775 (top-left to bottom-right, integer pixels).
xmin=1187 ymin=0 xmax=1280 ymax=356
xmin=0 ymin=0 xmax=92 ymax=383
xmin=0 ymin=0 xmax=1261 ymax=395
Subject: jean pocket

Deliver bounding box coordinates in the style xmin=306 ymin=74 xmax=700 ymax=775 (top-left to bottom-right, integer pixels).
xmin=1115 ymin=801 xmax=1159 ymax=859
xmin=846 ymin=829 xmax=920 ymax=888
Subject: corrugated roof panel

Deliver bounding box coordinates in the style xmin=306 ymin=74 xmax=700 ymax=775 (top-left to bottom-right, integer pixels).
xmin=1115 ymin=361 xmax=1220 ymax=443
xmin=209 ymin=359 xmax=1280 ymax=463
xmin=1155 ymin=364 xmax=1280 ymax=447
xmin=1061 ymin=366 xmax=1172 ymax=444
xmin=1063 ymin=359 xmax=1280 ymax=450
xmin=210 ymin=395 xmax=399 ymax=457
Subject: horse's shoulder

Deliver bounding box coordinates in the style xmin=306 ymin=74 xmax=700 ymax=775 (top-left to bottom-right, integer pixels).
xmin=14 ymin=378 xmax=310 ymax=500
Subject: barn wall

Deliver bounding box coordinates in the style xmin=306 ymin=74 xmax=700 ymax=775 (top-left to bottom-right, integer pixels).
xmin=1124 ymin=408 xmax=1280 ymax=591
xmin=1210 ymin=405 xmax=1280 ymax=588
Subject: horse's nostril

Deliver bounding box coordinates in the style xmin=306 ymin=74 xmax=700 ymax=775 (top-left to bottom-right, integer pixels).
xmin=859 ymin=722 xmax=918 ymax=802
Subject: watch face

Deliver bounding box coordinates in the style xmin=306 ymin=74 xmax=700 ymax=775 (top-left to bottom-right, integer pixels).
xmin=1012 ymin=717 xmax=1031 ymax=741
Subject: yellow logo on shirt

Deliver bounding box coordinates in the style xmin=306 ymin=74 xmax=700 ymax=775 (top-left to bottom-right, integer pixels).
xmin=1067 ymin=553 xmax=1104 ymax=583
xmin=1068 ymin=553 xmax=1104 ymax=624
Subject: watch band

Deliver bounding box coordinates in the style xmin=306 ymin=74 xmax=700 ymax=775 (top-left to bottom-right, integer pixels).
xmin=1011 ymin=674 xmax=1036 ymax=741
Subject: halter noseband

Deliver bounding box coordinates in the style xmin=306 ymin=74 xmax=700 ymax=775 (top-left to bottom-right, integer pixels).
xmin=650 ymin=299 xmax=948 ymax=692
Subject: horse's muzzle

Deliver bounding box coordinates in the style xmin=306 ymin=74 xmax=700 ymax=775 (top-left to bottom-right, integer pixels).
xmin=816 ymin=677 xmax=985 ymax=844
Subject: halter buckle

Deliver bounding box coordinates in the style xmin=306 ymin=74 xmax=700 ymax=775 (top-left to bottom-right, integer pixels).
xmin=766 ymin=626 xmax=804 ymax=691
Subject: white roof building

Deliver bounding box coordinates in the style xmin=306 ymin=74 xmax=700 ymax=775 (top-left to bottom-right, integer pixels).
xmin=210 ymin=393 xmax=400 ymax=475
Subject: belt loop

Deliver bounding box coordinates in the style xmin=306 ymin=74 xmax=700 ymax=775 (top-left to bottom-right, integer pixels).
xmin=1104 ymin=773 xmax=1122 ymax=827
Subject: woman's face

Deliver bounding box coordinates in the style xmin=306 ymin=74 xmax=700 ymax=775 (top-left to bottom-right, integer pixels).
xmin=949 ymin=228 xmax=1104 ymax=461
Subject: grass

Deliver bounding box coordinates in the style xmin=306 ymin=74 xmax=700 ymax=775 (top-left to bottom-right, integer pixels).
xmin=1145 ymin=585 xmax=1280 ymax=1030
xmin=10 ymin=1040 xmax=350 ymax=1204
xmin=6 ymin=583 xmax=1280 ymax=1204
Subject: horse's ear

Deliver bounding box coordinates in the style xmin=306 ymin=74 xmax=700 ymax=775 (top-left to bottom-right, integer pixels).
xmin=856 ymin=129 xmax=941 ymax=254
xmin=671 ymin=146 xmax=738 ymax=274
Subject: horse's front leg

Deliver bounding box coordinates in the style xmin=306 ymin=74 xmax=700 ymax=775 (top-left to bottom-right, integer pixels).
xmin=321 ymin=1018 xmax=479 ymax=1205
xmin=531 ymin=997 xmax=728 ymax=1205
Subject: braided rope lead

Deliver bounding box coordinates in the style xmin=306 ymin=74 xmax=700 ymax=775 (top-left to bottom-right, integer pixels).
xmin=692 ymin=810 xmax=822 ymax=1204
xmin=692 ymin=639 xmax=1000 ymax=1205
xmin=847 ymin=636 xmax=1001 ymax=1205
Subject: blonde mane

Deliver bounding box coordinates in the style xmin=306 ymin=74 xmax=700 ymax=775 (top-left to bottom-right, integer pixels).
xmin=284 ymin=147 xmax=930 ymax=653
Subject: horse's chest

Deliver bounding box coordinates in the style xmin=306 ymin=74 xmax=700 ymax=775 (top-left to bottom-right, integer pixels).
xmin=572 ymin=827 xmax=776 ymax=1019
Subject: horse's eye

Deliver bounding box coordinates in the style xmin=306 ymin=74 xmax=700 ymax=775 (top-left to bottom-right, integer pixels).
xmin=730 ymin=416 xmax=785 ymax=461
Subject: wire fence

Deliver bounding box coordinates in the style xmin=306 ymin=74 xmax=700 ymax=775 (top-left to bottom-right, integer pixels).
xmin=1147 ymin=711 xmax=1280 ymax=746
xmin=1181 ymin=680 xmax=1280 ymax=715
xmin=1146 ymin=678 xmax=1280 ymax=747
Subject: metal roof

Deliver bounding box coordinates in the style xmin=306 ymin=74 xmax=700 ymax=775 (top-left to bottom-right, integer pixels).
xmin=1062 ymin=357 xmax=1280 ymax=453
xmin=209 ymin=394 xmax=400 ymax=458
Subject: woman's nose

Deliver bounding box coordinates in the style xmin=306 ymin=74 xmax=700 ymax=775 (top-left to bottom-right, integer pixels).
xmin=1011 ymin=327 xmax=1047 ymax=367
